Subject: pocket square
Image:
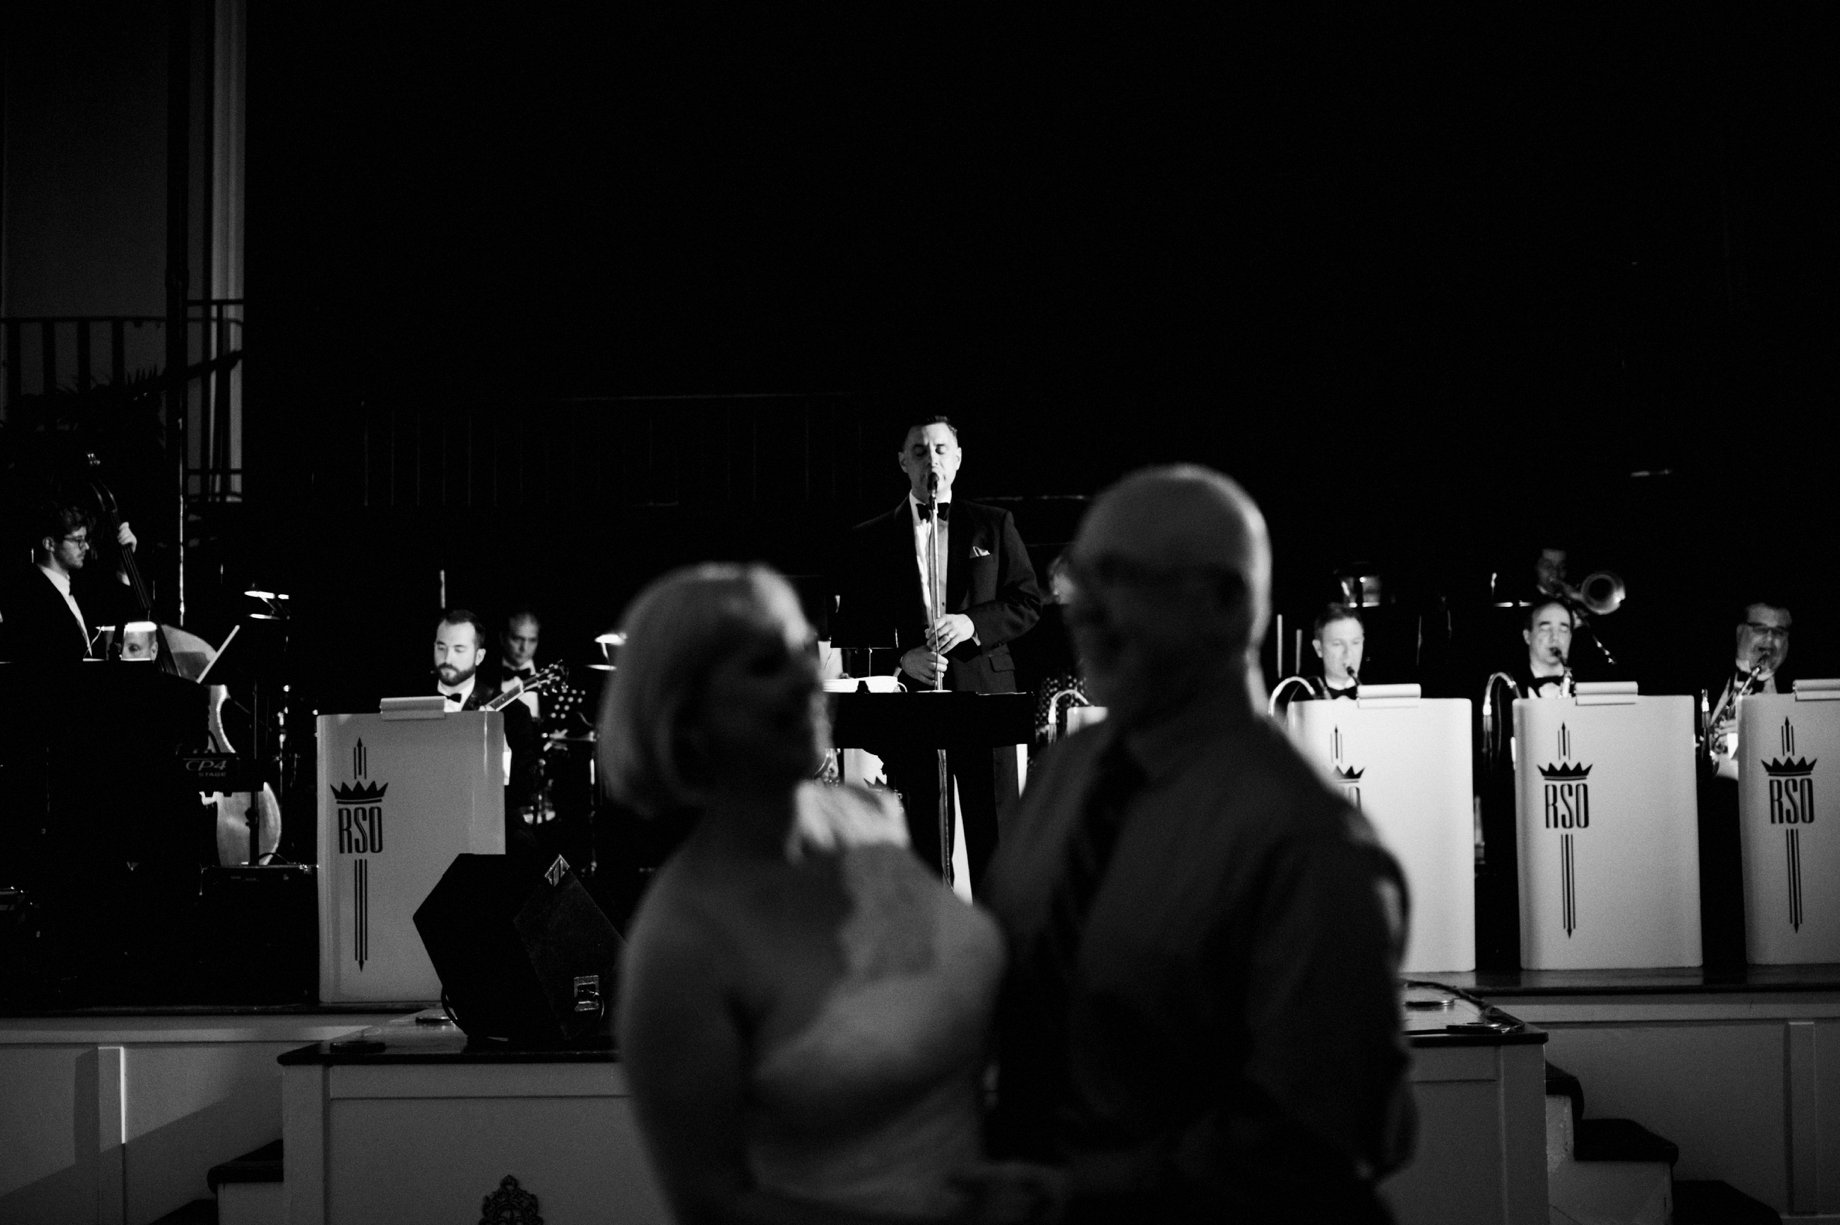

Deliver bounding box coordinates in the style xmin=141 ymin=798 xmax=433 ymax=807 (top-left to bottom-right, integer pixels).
xmin=970 ymin=546 xmax=991 ymax=558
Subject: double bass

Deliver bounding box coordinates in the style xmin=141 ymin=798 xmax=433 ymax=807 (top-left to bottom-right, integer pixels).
xmin=84 ymin=453 xmax=282 ymax=864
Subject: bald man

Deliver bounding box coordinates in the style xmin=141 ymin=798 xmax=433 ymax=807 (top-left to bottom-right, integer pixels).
xmin=984 ymin=466 xmax=1414 ymax=1221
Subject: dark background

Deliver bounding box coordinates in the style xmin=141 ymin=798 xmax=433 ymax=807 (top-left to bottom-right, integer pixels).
xmin=240 ymin=8 xmax=1839 ymax=707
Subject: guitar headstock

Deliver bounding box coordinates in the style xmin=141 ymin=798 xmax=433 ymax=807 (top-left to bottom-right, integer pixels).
xmin=485 ymin=661 xmax=570 ymax=713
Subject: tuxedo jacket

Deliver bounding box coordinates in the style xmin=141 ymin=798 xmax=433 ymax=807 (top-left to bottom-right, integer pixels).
xmin=1 ymin=565 xmax=98 ymax=663
xmin=836 ymin=498 xmax=1041 ymax=695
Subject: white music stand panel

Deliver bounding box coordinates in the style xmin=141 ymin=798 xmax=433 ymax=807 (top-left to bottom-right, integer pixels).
xmin=1288 ymin=695 xmax=1475 ymax=972
xmin=316 ymin=710 xmax=507 ymax=1003
xmin=1736 ymin=688 xmax=1840 ymax=964
xmin=1514 ymin=695 xmax=1700 ymax=969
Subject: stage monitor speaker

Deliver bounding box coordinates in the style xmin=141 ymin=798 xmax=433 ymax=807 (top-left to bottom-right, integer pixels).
xmin=413 ymin=853 xmax=623 ymax=1045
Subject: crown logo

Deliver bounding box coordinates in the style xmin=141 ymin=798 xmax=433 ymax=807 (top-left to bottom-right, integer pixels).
xmin=1761 ymin=757 xmax=1817 ymax=778
xmin=1537 ymin=762 xmax=1593 ymax=781
xmin=1334 ymin=765 xmax=1365 ymax=782
xmin=330 ymin=780 xmax=388 ymax=804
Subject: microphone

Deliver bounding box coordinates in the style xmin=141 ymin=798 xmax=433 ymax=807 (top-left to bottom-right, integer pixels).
xmin=926 ymin=471 xmax=939 ymax=516
xmin=1346 ymin=663 xmax=1360 ymax=688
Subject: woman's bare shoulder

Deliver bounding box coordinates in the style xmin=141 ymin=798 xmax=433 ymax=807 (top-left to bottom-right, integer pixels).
xmin=790 ymin=782 xmax=908 ymax=858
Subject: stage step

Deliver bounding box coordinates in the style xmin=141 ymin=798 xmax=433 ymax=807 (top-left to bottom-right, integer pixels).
xmin=1672 ymin=1180 xmax=1783 ymax=1225
xmin=1573 ymin=1117 xmax=1678 ymax=1166
xmin=1545 ymin=1062 xmax=1675 ymax=1225
xmin=208 ymin=1140 xmax=284 ymax=1225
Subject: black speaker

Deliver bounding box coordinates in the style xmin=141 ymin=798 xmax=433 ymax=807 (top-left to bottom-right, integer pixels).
xmin=195 ymin=864 xmax=318 ymax=1005
xmin=413 ymin=854 xmax=623 ymax=1045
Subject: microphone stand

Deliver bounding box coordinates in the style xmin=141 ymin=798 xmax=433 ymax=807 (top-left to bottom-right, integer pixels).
xmin=922 ymin=477 xmax=953 ymax=889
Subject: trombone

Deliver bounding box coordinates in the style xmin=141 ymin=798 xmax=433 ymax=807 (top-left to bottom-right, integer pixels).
xmin=1552 ymin=570 xmax=1626 ymax=668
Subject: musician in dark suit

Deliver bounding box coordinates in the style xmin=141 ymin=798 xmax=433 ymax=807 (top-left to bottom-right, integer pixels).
xmin=1698 ymin=598 xmax=1795 ymax=968
xmin=434 ymin=608 xmax=542 ymax=861
xmin=0 ymin=501 xmax=139 ymax=663
xmin=834 ymin=417 xmax=1042 ymax=887
xmin=493 ymin=607 xmax=544 ymax=719
xmin=1707 ymin=600 xmax=1795 ymax=770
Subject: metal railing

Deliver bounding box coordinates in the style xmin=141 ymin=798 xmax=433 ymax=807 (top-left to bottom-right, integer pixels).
xmin=0 ymin=299 xmax=245 ymax=504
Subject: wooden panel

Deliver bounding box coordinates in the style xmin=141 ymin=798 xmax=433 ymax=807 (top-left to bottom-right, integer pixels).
xmin=1816 ymin=1020 xmax=1840 ymax=1213
xmin=0 ymin=1047 xmax=89 ymax=1222
xmin=326 ymin=1096 xmax=666 ymax=1224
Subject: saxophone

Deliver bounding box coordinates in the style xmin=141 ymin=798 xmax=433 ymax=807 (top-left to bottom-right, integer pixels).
xmin=1708 ymin=664 xmax=1764 ymax=779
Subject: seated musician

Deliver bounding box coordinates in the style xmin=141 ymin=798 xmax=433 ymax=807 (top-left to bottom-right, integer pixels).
xmin=1477 ymin=597 xmax=1578 ymax=786
xmin=434 ymin=608 xmax=541 ymax=858
xmin=1514 ymin=597 xmax=1575 ymax=700
xmin=1018 ymin=551 xmax=1089 ymax=744
xmin=1706 ymin=599 xmax=1794 ymax=777
xmin=493 ymin=604 xmax=593 ymax=865
xmin=494 ymin=606 xmax=543 ymax=719
xmin=1268 ymin=601 xmax=1365 ymax=715
xmin=0 ymin=500 xmax=138 ymax=663
xmin=1308 ymin=602 xmax=1365 ymax=699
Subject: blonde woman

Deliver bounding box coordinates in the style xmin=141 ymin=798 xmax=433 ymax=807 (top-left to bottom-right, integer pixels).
xmin=602 ymin=564 xmax=1056 ymax=1224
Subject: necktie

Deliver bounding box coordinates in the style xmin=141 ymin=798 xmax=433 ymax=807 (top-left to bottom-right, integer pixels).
xmin=1043 ymin=738 xmax=1145 ymax=983
xmin=1010 ymin=737 xmax=1145 ymax=1127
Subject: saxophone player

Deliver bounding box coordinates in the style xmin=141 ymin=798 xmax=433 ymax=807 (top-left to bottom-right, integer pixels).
xmin=1697 ymin=599 xmax=1795 ymax=968
xmin=1518 ymin=597 xmax=1575 ymax=699
xmin=1266 ymin=602 xmax=1364 ymax=716
xmin=1707 ymin=601 xmax=1794 ymax=777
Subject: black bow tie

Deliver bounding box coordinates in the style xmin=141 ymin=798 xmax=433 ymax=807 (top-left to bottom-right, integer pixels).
xmin=922 ymin=502 xmax=951 ymax=521
xmin=1325 ymin=684 xmax=1358 ymax=700
xmin=508 ymin=666 xmax=535 ymax=680
xmin=1529 ymin=674 xmax=1565 ymax=692
xmin=443 ymin=690 xmax=464 ymax=703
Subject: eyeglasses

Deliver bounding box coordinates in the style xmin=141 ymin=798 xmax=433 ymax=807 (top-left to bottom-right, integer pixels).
xmin=1744 ymin=622 xmax=1791 ymax=640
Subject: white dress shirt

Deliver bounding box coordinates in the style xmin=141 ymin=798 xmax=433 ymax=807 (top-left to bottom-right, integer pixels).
xmin=37 ymin=564 xmax=91 ymax=652
xmin=907 ymin=493 xmax=950 ymax=618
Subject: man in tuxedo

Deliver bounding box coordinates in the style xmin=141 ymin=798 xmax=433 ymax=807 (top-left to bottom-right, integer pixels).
xmin=1308 ymin=602 xmax=1366 ymax=699
xmin=835 ymin=416 xmax=1041 ymax=887
xmin=1707 ymin=600 xmax=1794 ymax=773
xmin=1515 ymin=597 xmax=1575 ymax=699
xmin=0 ymin=501 xmax=138 ymax=663
xmin=434 ymin=609 xmax=494 ymax=709
xmin=434 ymin=609 xmax=541 ymax=858
xmin=494 ymin=607 xmax=544 ymax=721
xmin=1697 ymin=598 xmax=1795 ymax=967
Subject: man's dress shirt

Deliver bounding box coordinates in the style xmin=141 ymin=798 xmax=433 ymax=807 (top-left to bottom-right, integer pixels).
xmin=984 ymin=690 xmax=1415 ymax=1218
